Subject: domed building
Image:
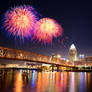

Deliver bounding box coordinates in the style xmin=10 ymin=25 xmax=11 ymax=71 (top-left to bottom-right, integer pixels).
xmin=68 ymin=44 xmax=77 ymax=62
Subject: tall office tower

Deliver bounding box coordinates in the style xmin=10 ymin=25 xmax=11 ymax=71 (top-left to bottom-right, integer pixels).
xmin=69 ymin=44 xmax=77 ymax=62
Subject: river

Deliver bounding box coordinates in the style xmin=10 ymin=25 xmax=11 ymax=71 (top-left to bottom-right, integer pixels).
xmin=0 ymin=70 xmax=92 ymax=92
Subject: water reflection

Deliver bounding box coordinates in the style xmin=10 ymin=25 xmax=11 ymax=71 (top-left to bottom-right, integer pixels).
xmin=14 ymin=72 xmax=23 ymax=92
xmin=37 ymin=72 xmax=42 ymax=92
xmin=0 ymin=70 xmax=92 ymax=92
xmin=79 ymin=73 xmax=86 ymax=92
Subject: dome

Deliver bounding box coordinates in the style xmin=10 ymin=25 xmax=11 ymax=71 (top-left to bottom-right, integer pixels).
xmin=70 ymin=44 xmax=76 ymax=50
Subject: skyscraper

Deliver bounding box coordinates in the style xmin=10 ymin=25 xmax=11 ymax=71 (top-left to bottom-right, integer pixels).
xmin=68 ymin=44 xmax=77 ymax=62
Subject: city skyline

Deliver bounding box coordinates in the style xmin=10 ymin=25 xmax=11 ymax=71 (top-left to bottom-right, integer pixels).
xmin=0 ymin=0 xmax=90 ymax=58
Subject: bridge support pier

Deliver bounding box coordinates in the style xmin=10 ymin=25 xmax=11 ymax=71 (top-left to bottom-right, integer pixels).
xmin=56 ymin=65 xmax=59 ymax=72
xmin=52 ymin=65 xmax=54 ymax=72
xmin=51 ymin=65 xmax=60 ymax=72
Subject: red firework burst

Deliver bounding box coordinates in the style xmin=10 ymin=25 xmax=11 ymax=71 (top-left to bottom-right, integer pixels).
xmin=34 ymin=18 xmax=63 ymax=43
xmin=4 ymin=5 xmax=37 ymax=38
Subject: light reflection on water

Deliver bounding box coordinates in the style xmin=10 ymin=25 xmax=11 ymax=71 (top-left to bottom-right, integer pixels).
xmin=0 ymin=70 xmax=92 ymax=92
xmin=14 ymin=72 xmax=23 ymax=92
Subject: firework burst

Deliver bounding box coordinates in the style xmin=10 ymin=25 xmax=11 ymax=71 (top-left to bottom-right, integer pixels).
xmin=33 ymin=18 xmax=63 ymax=44
xmin=3 ymin=5 xmax=38 ymax=38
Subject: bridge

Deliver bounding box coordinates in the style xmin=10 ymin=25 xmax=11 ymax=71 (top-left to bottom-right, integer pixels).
xmin=0 ymin=46 xmax=92 ymax=71
xmin=0 ymin=46 xmax=77 ymax=71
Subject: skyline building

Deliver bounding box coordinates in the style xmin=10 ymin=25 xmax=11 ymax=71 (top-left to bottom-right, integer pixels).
xmin=68 ymin=44 xmax=77 ymax=62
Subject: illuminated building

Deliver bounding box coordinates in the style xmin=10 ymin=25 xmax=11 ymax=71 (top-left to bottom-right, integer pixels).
xmin=68 ymin=44 xmax=77 ymax=62
xmin=79 ymin=54 xmax=85 ymax=61
xmin=85 ymin=56 xmax=92 ymax=62
xmin=57 ymin=54 xmax=61 ymax=59
xmin=79 ymin=54 xmax=85 ymax=59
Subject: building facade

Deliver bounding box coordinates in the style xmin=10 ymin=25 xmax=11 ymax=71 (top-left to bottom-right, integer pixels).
xmin=85 ymin=56 xmax=92 ymax=62
xmin=68 ymin=44 xmax=77 ymax=62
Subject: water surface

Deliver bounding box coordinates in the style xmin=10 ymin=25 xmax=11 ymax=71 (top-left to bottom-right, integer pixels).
xmin=0 ymin=70 xmax=92 ymax=92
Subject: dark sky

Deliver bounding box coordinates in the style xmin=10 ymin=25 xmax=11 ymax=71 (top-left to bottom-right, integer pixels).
xmin=0 ymin=0 xmax=90 ymax=58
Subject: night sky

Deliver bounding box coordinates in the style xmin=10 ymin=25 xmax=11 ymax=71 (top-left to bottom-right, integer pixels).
xmin=0 ymin=0 xmax=90 ymax=58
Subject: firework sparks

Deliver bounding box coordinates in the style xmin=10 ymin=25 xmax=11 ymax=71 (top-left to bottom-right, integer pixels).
xmin=33 ymin=18 xmax=63 ymax=43
xmin=4 ymin=5 xmax=38 ymax=38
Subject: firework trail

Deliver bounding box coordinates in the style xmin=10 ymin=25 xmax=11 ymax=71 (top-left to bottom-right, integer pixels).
xmin=33 ymin=18 xmax=63 ymax=44
xmin=61 ymin=36 xmax=69 ymax=48
xmin=3 ymin=5 xmax=38 ymax=38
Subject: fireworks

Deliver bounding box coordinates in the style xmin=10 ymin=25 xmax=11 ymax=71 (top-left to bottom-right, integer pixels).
xmin=4 ymin=5 xmax=37 ymax=38
xmin=3 ymin=5 xmax=63 ymax=44
xmin=34 ymin=18 xmax=63 ymax=43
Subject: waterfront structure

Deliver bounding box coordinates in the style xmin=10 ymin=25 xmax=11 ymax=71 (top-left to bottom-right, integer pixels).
xmin=0 ymin=46 xmax=67 ymax=67
xmin=85 ymin=56 xmax=92 ymax=62
xmin=68 ymin=44 xmax=77 ymax=62
xmin=78 ymin=54 xmax=85 ymax=61
xmin=1 ymin=46 xmax=92 ymax=69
